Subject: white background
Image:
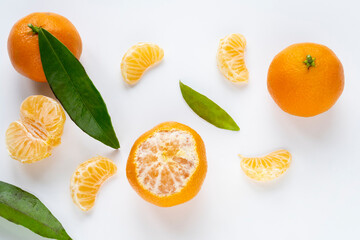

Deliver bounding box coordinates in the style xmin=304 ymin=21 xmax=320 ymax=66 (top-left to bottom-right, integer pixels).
xmin=0 ymin=0 xmax=359 ymax=239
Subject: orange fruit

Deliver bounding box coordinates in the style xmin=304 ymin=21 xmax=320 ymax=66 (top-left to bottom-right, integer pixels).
xmin=126 ymin=122 xmax=207 ymax=207
xmin=267 ymin=43 xmax=344 ymax=117
xmin=70 ymin=156 xmax=117 ymax=211
xmin=121 ymin=42 xmax=164 ymax=84
xmin=5 ymin=95 xmax=66 ymax=163
xmin=239 ymin=150 xmax=291 ymax=182
xmin=217 ymin=33 xmax=249 ymax=83
xmin=8 ymin=12 xmax=82 ymax=82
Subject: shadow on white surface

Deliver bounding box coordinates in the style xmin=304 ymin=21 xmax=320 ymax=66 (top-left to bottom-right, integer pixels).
xmin=10 ymin=155 xmax=58 ymax=181
xmin=217 ymin=68 xmax=250 ymax=92
xmin=106 ymin=149 xmax=122 ymax=163
xmin=14 ymin=74 xmax=55 ymax=100
xmin=240 ymin=168 xmax=293 ymax=192
xmin=29 ymin=81 xmax=55 ymax=98
xmin=270 ymin=103 xmax=337 ymax=139
xmin=131 ymin=193 xmax=206 ymax=235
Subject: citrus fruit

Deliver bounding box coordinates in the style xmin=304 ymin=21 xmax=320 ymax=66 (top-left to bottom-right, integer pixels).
xmin=126 ymin=121 xmax=207 ymax=207
xmin=121 ymin=42 xmax=164 ymax=85
xmin=239 ymin=150 xmax=291 ymax=181
xmin=217 ymin=33 xmax=249 ymax=83
xmin=267 ymin=43 xmax=344 ymax=117
xmin=5 ymin=95 xmax=66 ymax=163
xmin=70 ymin=156 xmax=117 ymax=211
xmin=8 ymin=12 xmax=82 ymax=82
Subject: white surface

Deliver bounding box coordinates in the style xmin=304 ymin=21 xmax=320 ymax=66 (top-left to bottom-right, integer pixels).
xmin=0 ymin=0 xmax=359 ymax=239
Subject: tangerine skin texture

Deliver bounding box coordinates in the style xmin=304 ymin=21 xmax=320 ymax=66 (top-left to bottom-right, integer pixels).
xmin=267 ymin=43 xmax=344 ymax=117
xmin=8 ymin=12 xmax=82 ymax=82
xmin=126 ymin=121 xmax=207 ymax=207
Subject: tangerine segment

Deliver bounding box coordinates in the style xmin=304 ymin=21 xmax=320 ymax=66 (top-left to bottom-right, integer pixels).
xmin=5 ymin=95 xmax=65 ymax=163
xmin=127 ymin=122 xmax=207 ymax=207
xmin=70 ymin=157 xmax=117 ymax=211
xmin=121 ymin=42 xmax=164 ymax=84
xmin=217 ymin=33 xmax=249 ymax=83
xmin=239 ymin=150 xmax=291 ymax=181
xmin=6 ymin=121 xmax=51 ymax=163
xmin=20 ymin=95 xmax=66 ymax=146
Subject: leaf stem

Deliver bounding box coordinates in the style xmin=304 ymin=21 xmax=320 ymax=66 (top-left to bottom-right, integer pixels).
xmin=304 ymin=55 xmax=315 ymax=69
xmin=27 ymin=24 xmax=41 ymax=34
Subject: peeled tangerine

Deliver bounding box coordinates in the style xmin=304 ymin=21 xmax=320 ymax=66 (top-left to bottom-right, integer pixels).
xmin=70 ymin=156 xmax=117 ymax=211
xmin=121 ymin=42 xmax=164 ymax=85
xmin=126 ymin=122 xmax=207 ymax=207
xmin=239 ymin=150 xmax=291 ymax=181
xmin=217 ymin=33 xmax=249 ymax=83
xmin=5 ymin=95 xmax=65 ymax=163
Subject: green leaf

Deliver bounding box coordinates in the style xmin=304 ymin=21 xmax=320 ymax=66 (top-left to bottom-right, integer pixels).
xmin=36 ymin=27 xmax=119 ymax=149
xmin=179 ymin=81 xmax=240 ymax=131
xmin=0 ymin=181 xmax=71 ymax=240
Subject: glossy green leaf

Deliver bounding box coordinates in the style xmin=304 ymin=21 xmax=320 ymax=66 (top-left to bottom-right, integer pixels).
xmin=35 ymin=26 xmax=119 ymax=149
xmin=179 ymin=81 xmax=240 ymax=131
xmin=0 ymin=181 xmax=71 ymax=240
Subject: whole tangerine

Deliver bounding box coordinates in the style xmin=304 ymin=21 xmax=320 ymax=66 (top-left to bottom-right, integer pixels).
xmin=8 ymin=12 xmax=82 ymax=82
xmin=267 ymin=43 xmax=344 ymax=117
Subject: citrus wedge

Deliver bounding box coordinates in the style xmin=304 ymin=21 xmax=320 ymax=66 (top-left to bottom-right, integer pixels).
xmin=217 ymin=33 xmax=249 ymax=83
xmin=5 ymin=95 xmax=65 ymax=163
xmin=70 ymin=156 xmax=117 ymax=211
xmin=121 ymin=42 xmax=164 ymax=84
xmin=126 ymin=122 xmax=207 ymax=207
xmin=239 ymin=150 xmax=291 ymax=181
